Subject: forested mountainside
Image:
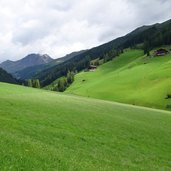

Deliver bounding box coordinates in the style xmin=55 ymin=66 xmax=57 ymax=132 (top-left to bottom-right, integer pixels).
xmin=0 ymin=68 xmax=19 ymax=84
xmin=14 ymin=50 xmax=87 ymax=80
xmin=35 ymin=19 xmax=171 ymax=87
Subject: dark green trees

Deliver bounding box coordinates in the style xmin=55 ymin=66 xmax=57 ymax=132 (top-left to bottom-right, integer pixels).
xmin=0 ymin=68 xmax=19 ymax=84
xmin=143 ymin=40 xmax=150 ymax=56
xmin=27 ymin=79 xmax=33 ymax=87
xmin=34 ymin=79 xmax=41 ymax=88
xmin=27 ymin=79 xmax=40 ymax=88
xmin=53 ymin=71 xmax=75 ymax=92
xmin=57 ymin=79 xmax=65 ymax=92
xmin=67 ymin=71 xmax=74 ymax=84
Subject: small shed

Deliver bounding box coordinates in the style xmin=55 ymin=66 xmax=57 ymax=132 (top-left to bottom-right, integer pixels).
xmin=155 ymin=48 xmax=168 ymax=56
xmin=88 ymin=65 xmax=97 ymax=71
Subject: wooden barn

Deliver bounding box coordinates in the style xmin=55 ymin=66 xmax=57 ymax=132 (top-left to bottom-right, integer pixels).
xmin=88 ymin=65 xmax=97 ymax=71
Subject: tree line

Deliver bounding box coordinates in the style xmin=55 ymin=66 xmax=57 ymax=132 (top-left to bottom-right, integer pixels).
xmin=27 ymin=79 xmax=41 ymax=88
xmin=53 ymin=71 xmax=75 ymax=92
xmin=143 ymin=26 xmax=171 ymax=56
xmin=36 ymin=48 xmax=123 ymax=87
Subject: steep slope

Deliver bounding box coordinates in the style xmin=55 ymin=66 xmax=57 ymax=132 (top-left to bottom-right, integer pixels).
xmin=0 ymin=68 xmax=18 ymax=84
xmin=67 ymin=48 xmax=171 ymax=109
xmin=0 ymin=54 xmax=53 ymax=74
xmin=0 ymin=82 xmax=171 ymax=170
xmin=14 ymin=50 xmax=87 ymax=79
xmin=36 ymin=19 xmax=171 ymax=87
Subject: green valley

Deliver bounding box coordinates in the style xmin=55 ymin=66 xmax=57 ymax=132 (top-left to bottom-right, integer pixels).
xmin=66 ymin=49 xmax=171 ymax=110
xmin=1 ymin=13 xmax=171 ymax=171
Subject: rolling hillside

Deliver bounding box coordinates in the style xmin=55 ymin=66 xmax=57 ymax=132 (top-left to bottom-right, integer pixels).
xmin=0 ymin=82 xmax=171 ymax=170
xmin=36 ymin=19 xmax=171 ymax=87
xmin=67 ymin=48 xmax=171 ymax=109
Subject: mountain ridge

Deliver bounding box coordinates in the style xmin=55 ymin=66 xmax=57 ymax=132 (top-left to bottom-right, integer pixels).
xmin=14 ymin=50 xmax=87 ymax=79
xmin=0 ymin=53 xmax=53 ymax=74
xmin=35 ymin=18 xmax=171 ymax=87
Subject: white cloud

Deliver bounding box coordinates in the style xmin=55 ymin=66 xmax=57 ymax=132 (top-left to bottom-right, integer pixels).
xmin=0 ymin=0 xmax=171 ymax=62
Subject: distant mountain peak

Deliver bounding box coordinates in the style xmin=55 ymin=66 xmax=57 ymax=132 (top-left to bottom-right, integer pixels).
xmin=0 ymin=53 xmax=54 ymax=74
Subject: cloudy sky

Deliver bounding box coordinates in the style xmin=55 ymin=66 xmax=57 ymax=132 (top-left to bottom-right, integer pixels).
xmin=0 ymin=0 xmax=171 ymax=62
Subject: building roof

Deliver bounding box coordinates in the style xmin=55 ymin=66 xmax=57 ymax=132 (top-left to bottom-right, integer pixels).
xmin=155 ymin=48 xmax=168 ymax=56
xmin=156 ymin=48 xmax=168 ymax=53
xmin=89 ymin=65 xmax=97 ymax=68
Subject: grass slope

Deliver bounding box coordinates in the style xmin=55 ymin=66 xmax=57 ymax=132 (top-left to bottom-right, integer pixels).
xmin=0 ymin=83 xmax=171 ymax=170
xmin=67 ymin=49 xmax=171 ymax=109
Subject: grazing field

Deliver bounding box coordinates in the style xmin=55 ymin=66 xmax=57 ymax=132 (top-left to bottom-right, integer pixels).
xmin=66 ymin=49 xmax=171 ymax=109
xmin=0 ymin=83 xmax=171 ymax=170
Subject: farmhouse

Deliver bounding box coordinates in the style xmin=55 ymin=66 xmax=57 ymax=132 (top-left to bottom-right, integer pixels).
xmin=154 ymin=48 xmax=168 ymax=56
xmin=88 ymin=65 xmax=97 ymax=71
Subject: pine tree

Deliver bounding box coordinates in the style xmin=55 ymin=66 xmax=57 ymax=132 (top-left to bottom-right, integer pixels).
xmin=27 ymin=79 xmax=32 ymax=87
xmin=63 ymin=77 xmax=68 ymax=87
xmin=32 ymin=80 xmax=36 ymax=88
xmin=71 ymin=71 xmax=75 ymax=82
xmin=67 ymin=71 xmax=72 ymax=84
xmin=58 ymin=79 xmax=65 ymax=92
xmin=35 ymin=79 xmax=40 ymax=88
xmin=67 ymin=71 xmax=75 ymax=84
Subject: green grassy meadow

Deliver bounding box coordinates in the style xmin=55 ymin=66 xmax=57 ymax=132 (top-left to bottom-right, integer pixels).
xmin=0 ymin=83 xmax=171 ymax=170
xmin=66 ymin=49 xmax=171 ymax=109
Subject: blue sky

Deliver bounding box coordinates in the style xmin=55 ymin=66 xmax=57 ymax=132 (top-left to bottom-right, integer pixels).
xmin=0 ymin=0 xmax=171 ymax=62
